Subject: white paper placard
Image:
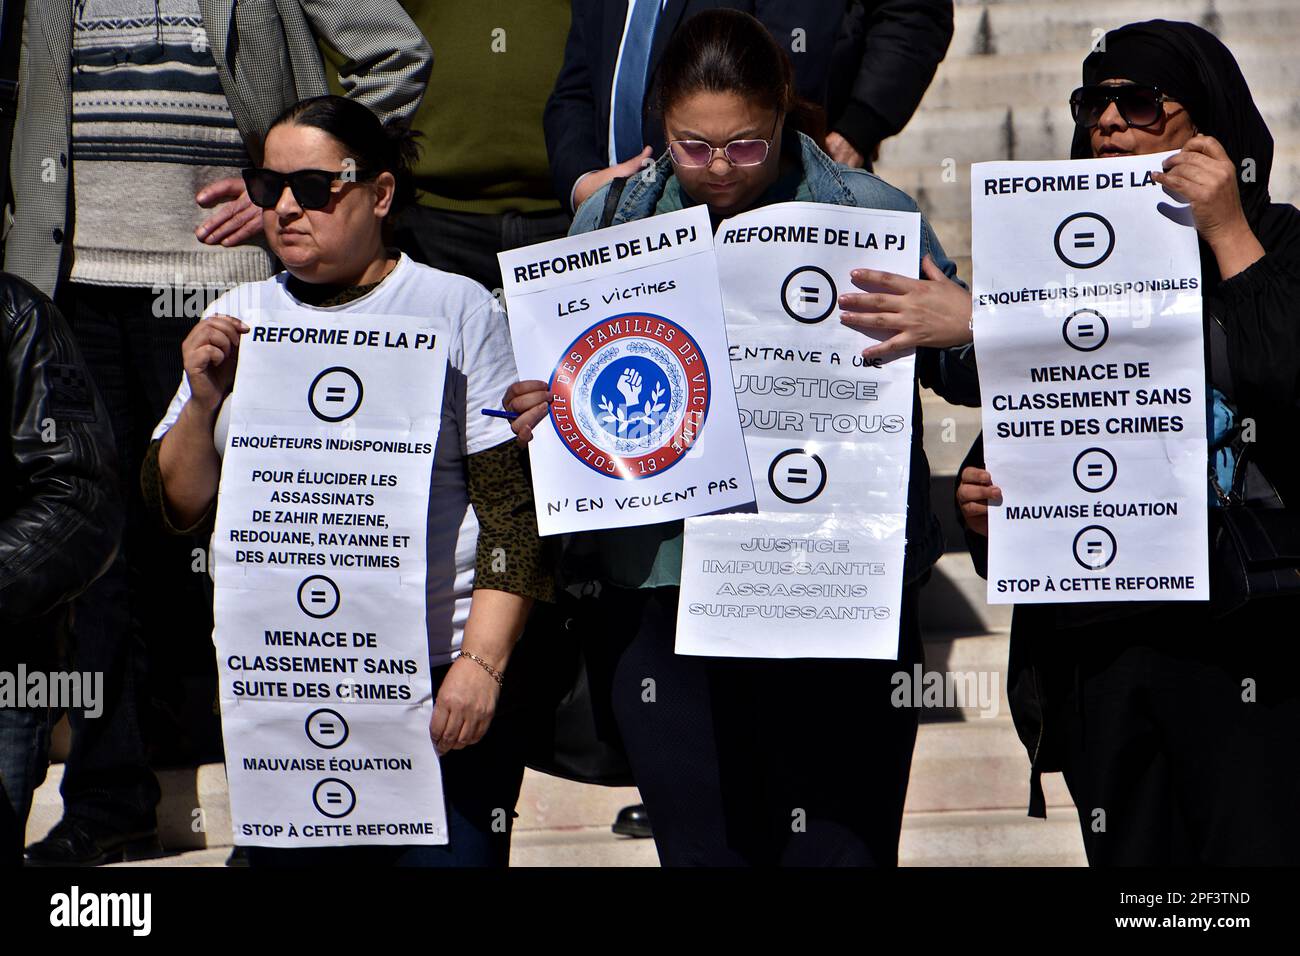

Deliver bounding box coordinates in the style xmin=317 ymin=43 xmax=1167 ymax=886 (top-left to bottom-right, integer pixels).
xmin=677 ymin=202 xmax=920 ymax=659
xmin=213 ymin=310 xmax=448 ymax=847
xmin=971 ymin=153 xmax=1209 ymax=604
xmin=498 ymin=205 xmax=755 ymax=536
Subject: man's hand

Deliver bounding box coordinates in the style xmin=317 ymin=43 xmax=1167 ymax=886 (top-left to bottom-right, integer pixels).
xmin=430 ymin=655 xmax=502 ymax=755
xmin=196 ymin=177 xmax=264 ymax=247
xmin=573 ymin=146 xmax=655 ymax=210
xmin=839 ymin=254 xmax=973 ymax=361
xmin=825 ymin=131 xmax=867 ymax=169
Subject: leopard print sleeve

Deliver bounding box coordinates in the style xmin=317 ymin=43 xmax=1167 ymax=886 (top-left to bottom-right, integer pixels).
xmin=140 ymin=438 xmax=217 ymax=538
xmin=465 ymin=438 xmax=556 ymax=603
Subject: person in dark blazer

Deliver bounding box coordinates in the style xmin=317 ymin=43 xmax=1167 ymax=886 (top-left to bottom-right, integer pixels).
xmin=544 ymin=0 xmax=953 ymax=214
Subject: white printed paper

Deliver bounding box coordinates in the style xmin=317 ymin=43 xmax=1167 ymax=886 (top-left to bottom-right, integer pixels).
xmin=498 ymin=205 xmax=755 ymax=536
xmin=677 ymin=203 xmax=920 ymax=659
xmin=213 ymin=311 xmax=448 ymax=847
xmin=971 ymin=153 xmax=1209 ymax=604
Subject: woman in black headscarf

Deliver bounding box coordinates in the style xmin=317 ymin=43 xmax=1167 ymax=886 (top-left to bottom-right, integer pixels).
xmin=957 ymin=20 xmax=1300 ymax=865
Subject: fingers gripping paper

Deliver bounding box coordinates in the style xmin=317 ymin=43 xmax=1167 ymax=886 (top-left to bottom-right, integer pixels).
xmin=498 ymin=206 xmax=755 ymax=536
xmin=213 ymin=311 xmax=449 ymax=847
xmin=676 ymin=203 xmax=921 ymax=659
xmin=971 ymin=153 xmax=1209 ymax=604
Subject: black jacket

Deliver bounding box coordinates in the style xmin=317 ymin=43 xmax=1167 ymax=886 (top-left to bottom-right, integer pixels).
xmin=544 ymin=0 xmax=953 ymax=208
xmin=0 ymin=272 xmax=120 ymax=675
xmin=961 ymin=20 xmax=1300 ymax=816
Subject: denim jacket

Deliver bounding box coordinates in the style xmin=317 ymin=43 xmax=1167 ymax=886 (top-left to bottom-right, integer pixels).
xmin=570 ymin=131 xmax=979 ymax=587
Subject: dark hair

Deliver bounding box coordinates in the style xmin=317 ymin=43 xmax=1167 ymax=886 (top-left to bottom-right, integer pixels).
xmin=654 ymin=10 xmax=825 ymax=144
xmin=267 ymin=95 xmax=422 ymax=220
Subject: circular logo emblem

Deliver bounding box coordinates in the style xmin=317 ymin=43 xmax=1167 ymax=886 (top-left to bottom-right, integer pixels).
xmin=308 ymin=367 xmax=364 ymax=422
xmin=780 ymin=266 xmax=837 ymax=324
xmin=1062 ymin=308 xmax=1109 ymax=352
xmin=549 ymin=313 xmax=710 ymax=479
xmin=1053 ymin=212 xmax=1115 ymax=269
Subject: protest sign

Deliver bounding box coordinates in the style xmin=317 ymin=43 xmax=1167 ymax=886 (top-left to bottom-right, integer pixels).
xmin=213 ymin=311 xmax=448 ymax=847
xmin=677 ymin=202 xmax=920 ymax=659
xmin=971 ymin=153 xmax=1208 ymax=604
xmin=498 ymin=205 xmax=754 ymax=536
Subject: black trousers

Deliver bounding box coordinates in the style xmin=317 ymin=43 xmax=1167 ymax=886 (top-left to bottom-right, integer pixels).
xmin=1051 ymin=598 xmax=1300 ymax=865
xmin=603 ymin=584 xmax=923 ymax=866
xmin=391 ymin=204 xmax=571 ymax=294
xmin=50 ymin=282 xmax=217 ymax=830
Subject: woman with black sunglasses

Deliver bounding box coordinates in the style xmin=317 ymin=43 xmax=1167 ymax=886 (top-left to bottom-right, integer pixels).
xmin=957 ymin=20 xmax=1300 ymax=865
xmin=142 ymin=95 xmax=553 ymax=866
xmin=504 ymin=10 xmax=977 ymax=866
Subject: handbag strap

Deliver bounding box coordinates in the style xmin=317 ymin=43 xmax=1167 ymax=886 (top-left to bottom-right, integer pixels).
xmin=599 ymin=177 xmax=627 ymax=230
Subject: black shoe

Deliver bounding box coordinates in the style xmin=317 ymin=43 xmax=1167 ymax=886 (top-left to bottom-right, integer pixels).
xmin=24 ymin=817 xmax=163 ymax=867
xmin=612 ymin=803 xmax=652 ymax=839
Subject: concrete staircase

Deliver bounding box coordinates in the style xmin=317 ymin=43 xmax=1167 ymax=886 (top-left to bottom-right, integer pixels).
xmin=874 ymin=0 xmax=1300 ymax=283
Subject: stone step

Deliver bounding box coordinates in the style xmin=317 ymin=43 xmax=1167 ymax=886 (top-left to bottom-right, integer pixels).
xmin=920 ymin=395 xmax=982 ymax=477
xmin=916 ymin=629 xmax=1012 ymax=718
xmin=510 ymin=826 xmax=660 ymax=867
xmin=35 ymin=721 xmax=1079 ymax=865
xmin=878 ymin=145 xmax=1300 ymax=231
xmin=27 ymin=763 xmax=233 ymax=852
xmin=515 ymin=772 xmax=641 ymax=832
xmin=900 ymin=807 xmax=1086 ymax=866
xmin=106 ymin=846 xmax=233 ymax=868
xmin=102 ymin=811 xmax=1088 ymax=867
xmin=31 ymin=715 xmax=1062 ymax=831
xmin=918 ymin=551 xmax=1011 ymax=632
xmin=877 ymin=96 xmax=1300 ymax=170
xmin=923 ymin=218 xmax=973 ymax=260
xmin=908 ymin=43 xmax=1300 ymax=114
xmin=948 ymin=0 xmax=1300 ymax=59
xmin=908 ymin=718 xmax=1075 ymax=813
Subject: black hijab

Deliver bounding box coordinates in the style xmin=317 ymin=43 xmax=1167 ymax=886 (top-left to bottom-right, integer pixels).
xmin=1070 ymin=20 xmax=1274 ymax=225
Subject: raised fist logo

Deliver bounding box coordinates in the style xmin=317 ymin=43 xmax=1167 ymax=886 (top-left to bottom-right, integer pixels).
xmin=617 ymin=368 xmax=643 ymax=407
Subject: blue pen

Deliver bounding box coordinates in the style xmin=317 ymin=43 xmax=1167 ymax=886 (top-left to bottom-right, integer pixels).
xmin=480 ymin=408 xmax=519 ymax=421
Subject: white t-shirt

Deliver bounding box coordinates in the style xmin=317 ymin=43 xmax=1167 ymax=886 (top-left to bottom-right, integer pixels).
xmin=152 ymin=253 xmax=518 ymax=666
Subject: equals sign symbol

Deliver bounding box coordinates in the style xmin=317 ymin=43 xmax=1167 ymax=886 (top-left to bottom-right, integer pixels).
xmin=318 ymin=723 xmax=335 ymax=735
xmin=311 ymin=590 xmax=327 ymax=603
xmin=1075 ymin=322 xmax=1095 ymax=337
xmin=1073 ymin=231 xmax=1096 ymax=249
xmin=1086 ymin=541 xmax=1103 ymax=554
xmin=1086 ymin=464 xmax=1105 ymax=477
xmin=798 ymin=286 xmax=820 ymax=304
xmin=326 ymin=792 xmax=343 ymax=805
xmin=786 ymin=467 xmax=808 ymax=485
xmin=325 ymin=385 xmax=347 ymax=403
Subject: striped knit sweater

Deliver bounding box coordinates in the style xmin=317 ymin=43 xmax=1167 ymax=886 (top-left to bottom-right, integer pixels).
xmin=70 ymin=0 xmax=275 ymax=289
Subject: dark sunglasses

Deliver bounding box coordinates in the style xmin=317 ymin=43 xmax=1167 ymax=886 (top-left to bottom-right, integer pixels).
xmin=241 ymin=167 xmax=373 ymax=210
xmin=1069 ymin=84 xmax=1172 ymax=129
